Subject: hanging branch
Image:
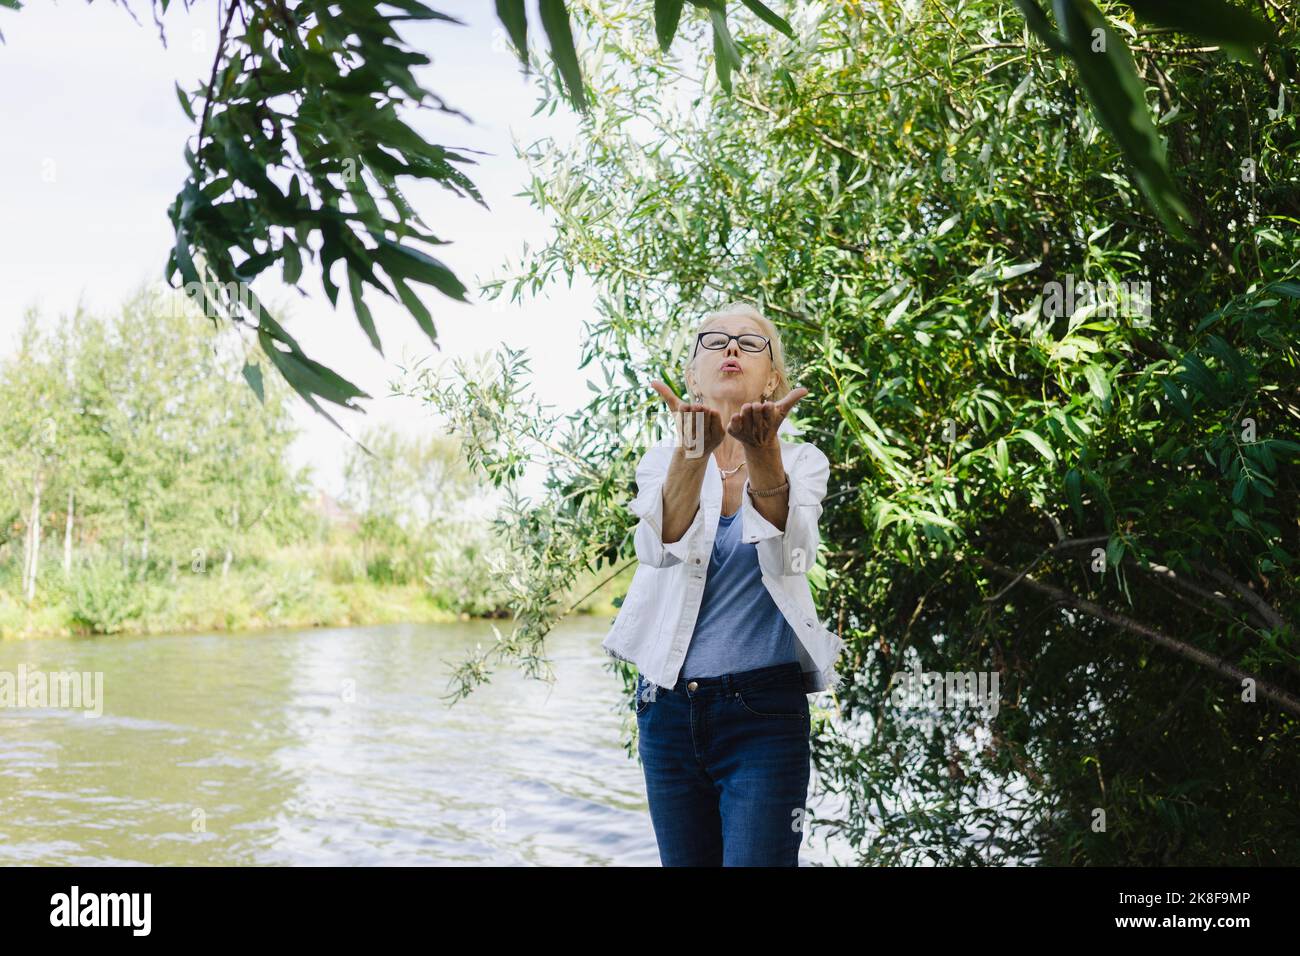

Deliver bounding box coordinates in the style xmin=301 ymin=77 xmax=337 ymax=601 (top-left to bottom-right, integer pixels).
xmin=975 ymin=555 xmax=1300 ymax=717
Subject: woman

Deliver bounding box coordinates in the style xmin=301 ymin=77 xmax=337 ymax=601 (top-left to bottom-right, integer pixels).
xmin=602 ymin=301 xmax=845 ymax=866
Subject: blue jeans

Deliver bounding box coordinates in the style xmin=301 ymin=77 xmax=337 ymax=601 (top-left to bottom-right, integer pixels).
xmin=634 ymin=660 xmax=810 ymax=866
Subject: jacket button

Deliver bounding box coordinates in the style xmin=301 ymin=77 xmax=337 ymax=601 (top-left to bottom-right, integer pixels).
xmin=693 ymin=557 xmax=701 ymax=564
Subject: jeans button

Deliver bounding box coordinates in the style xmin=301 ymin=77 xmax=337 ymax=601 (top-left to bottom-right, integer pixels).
xmin=687 ymin=680 xmax=698 ymax=691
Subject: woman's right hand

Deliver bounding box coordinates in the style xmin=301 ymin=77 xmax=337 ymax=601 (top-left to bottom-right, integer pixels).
xmin=651 ymin=381 xmax=725 ymax=459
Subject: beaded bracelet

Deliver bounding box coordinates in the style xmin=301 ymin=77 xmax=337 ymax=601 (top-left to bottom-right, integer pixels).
xmin=747 ymin=478 xmax=789 ymax=498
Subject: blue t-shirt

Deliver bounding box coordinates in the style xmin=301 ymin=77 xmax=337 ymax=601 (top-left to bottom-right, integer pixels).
xmin=678 ymin=507 xmax=799 ymax=678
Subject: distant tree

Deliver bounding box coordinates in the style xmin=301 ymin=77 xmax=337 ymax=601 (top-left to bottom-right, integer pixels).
xmin=0 ymin=312 xmax=70 ymax=600
xmin=341 ymin=422 xmax=483 ymax=583
xmin=0 ymin=284 xmax=312 ymax=598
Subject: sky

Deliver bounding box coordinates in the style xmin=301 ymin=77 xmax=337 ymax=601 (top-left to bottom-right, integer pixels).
xmin=0 ymin=0 xmax=606 ymax=502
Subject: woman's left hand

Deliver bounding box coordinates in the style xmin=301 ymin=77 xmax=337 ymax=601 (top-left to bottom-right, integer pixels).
xmin=726 ymin=387 xmax=809 ymax=448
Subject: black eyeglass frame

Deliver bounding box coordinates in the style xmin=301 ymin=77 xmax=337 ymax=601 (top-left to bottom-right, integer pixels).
xmin=691 ymin=331 xmax=773 ymax=361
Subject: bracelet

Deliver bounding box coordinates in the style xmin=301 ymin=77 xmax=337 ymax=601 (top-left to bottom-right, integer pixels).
xmin=747 ymin=478 xmax=789 ymax=498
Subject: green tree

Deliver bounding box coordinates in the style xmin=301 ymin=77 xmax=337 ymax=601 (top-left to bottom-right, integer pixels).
xmin=341 ymin=422 xmax=482 ymax=584
xmin=409 ymin=0 xmax=1300 ymax=864
xmin=0 ymin=285 xmax=312 ymax=613
xmin=0 ymin=311 xmax=72 ymax=601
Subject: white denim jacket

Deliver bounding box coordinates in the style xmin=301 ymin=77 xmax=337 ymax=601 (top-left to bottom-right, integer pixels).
xmin=602 ymin=418 xmax=846 ymax=694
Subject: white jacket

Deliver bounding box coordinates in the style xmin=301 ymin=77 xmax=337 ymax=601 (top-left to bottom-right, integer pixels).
xmin=602 ymin=418 xmax=847 ymax=694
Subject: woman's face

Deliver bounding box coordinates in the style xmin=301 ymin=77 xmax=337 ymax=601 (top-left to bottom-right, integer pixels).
xmin=688 ymin=314 xmax=776 ymax=406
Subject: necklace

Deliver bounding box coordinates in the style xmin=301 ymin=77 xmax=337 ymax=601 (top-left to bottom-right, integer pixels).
xmin=718 ymin=459 xmax=747 ymax=479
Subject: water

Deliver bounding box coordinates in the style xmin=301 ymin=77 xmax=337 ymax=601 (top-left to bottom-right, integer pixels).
xmin=0 ymin=620 xmax=849 ymax=865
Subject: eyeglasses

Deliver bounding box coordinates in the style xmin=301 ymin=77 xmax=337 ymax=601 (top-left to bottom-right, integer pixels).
xmin=692 ymin=331 xmax=772 ymax=360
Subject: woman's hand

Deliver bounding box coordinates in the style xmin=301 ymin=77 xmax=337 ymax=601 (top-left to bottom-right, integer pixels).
xmin=727 ymin=387 xmax=809 ymax=448
xmin=651 ymin=380 xmax=725 ymax=459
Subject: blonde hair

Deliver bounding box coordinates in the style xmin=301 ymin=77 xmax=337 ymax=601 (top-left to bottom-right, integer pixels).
xmin=684 ymin=300 xmax=791 ymax=402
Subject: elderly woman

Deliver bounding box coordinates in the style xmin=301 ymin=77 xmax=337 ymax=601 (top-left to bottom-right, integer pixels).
xmin=602 ymin=301 xmax=845 ymax=866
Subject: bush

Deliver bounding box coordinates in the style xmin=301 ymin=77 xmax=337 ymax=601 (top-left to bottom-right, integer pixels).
xmin=67 ymin=557 xmax=145 ymax=635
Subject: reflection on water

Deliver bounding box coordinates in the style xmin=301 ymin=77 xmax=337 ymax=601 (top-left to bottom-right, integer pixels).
xmin=0 ymin=620 xmax=849 ymax=865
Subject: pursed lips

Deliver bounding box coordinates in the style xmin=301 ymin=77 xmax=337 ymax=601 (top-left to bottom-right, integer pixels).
xmin=719 ymin=358 xmax=742 ymax=373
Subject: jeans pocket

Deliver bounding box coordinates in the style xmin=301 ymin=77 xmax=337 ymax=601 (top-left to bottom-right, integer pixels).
xmin=735 ymin=680 xmax=807 ymax=719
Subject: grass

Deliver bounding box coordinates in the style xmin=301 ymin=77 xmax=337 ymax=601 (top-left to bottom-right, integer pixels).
xmin=0 ymin=547 xmax=638 ymax=640
xmin=2 ymin=551 xmax=459 ymax=639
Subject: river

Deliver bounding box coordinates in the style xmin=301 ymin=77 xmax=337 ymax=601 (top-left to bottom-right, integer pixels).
xmin=0 ymin=619 xmax=853 ymax=865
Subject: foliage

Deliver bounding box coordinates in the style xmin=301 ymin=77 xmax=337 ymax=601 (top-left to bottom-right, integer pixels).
xmin=339 ymin=421 xmax=489 ymax=588
xmin=0 ymin=289 xmax=514 ymax=630
xmin=0 ymin=284 xmax=314 ymax=583
xmin=425 ymin=0 xmax=1300 ymax=863
xmin=163 ymin=0 xmax=480 ymax=430
xmin=143 ymin=0 xmax=799 ymax=427
xmin=396 ymin=347 xmax=649 ymax=688
xmin=66 ymin=555 xmax=146 ymax=635
xmin=0 ymin=0 xmax=1264 ymax=422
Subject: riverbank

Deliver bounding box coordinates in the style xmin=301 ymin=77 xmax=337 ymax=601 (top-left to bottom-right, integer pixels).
xmin=0 ymin=553 xmax=632 ymax=640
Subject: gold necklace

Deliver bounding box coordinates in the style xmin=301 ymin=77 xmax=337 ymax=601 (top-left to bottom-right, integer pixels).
xmin=718 ymin=459 xmax=747 ymax=479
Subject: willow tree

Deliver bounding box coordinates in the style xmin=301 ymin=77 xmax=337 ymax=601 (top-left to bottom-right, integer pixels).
xmin=408 ymin=0 xmax=1300 ymax=864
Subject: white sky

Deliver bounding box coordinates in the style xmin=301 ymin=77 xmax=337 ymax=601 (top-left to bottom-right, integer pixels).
xmin=0 ymin=0 xmax=606 ymax=502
